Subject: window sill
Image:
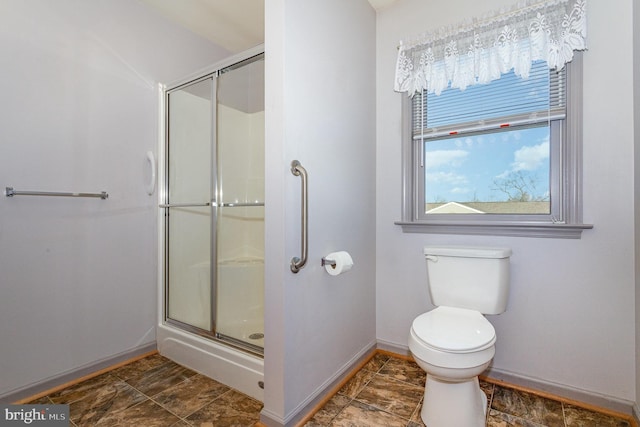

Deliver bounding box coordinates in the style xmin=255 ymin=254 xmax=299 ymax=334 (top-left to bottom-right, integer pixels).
xmin=395 ymin=220 xmax=593 ymax=239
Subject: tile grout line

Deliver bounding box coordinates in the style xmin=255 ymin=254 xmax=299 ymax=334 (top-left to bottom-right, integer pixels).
xmin=149 ymin=387 xmax=237 ymax=425
xmin=485 ymin=381 xmax=494 ymax=424
xmin=561 ymin=401 xmax=568 ymax=427
xmin=108 ymin=367 xmax=200 ymax=425
xmin=146 ymin=392 xmax=190 ymax=425
xmin=137 ymin=369 xmax=231 ymax=425
xmin=349 ymin=359 xmax=424 ymax=426
xmin=320 ymin=357 xmax=391 ymax=426
xmin=407 ymin=396 xmax=424 ymax=427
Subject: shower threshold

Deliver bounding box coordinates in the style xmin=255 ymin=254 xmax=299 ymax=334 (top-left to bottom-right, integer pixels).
xmin=216 ymin=332 xmax=264 ymax=356
xmin=165 ymin=318 xmax=264 ymax=357
xmin=157 ymin=322 xmax=264 ymax=401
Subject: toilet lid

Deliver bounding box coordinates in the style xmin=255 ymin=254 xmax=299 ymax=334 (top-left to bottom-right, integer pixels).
xmin=412 ymin=306 xmax=496 ymax=353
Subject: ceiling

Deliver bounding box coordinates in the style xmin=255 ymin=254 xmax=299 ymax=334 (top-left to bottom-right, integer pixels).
xmin=141 ymin=0 xmax=398 ymax=53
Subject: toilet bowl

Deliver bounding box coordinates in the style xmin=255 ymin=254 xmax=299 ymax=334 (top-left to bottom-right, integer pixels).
xmin=410 ymin=246 xmax=511 ymax=427
xmin=409 ymin=306 xmax=496 ymax=426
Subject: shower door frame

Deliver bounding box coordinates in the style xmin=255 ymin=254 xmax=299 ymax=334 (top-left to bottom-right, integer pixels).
xmin=160 ymin=48 xmax=265 ymax=357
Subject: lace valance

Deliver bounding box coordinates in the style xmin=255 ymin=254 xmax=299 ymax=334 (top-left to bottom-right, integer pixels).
xmin=394 ymin=0 xmax=587 ymax=96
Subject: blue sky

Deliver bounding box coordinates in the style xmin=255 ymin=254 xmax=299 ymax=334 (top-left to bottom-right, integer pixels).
xmin=424 ymin=126 xmax=550 ymax=203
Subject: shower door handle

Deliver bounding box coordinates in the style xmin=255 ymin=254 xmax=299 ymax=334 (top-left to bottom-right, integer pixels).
xmin=290 ymin=160 xmax=308 ymax=273
xmin=146 ymin=151 xmax=156 ymax=195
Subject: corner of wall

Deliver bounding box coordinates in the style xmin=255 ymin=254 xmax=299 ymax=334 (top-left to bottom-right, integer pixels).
xmin=633 ymin=0 xmax=640 ymax=415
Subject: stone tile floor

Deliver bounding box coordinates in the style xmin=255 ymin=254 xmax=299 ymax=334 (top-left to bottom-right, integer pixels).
xmin=28 ymin=353 xmax=261 ymax=426
xmin=26 ymin=352 xmax=632 ymax=426
xmin=305 ymin=353 xmax=632 ymax=427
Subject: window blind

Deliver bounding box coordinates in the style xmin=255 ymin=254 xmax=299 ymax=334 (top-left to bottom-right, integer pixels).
xmin=412 ymin=60 xmax=566 ymax=140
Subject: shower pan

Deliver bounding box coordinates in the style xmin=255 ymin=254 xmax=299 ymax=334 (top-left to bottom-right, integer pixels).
xmin=156 ymin=50 xmax=265 ymax=401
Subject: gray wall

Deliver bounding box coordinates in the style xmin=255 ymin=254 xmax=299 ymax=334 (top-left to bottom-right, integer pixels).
xmin=376 ymin=0 xmax=637 ymax=409
xmin=634 ymin=0 xmax=640 ymax=419
xmin=262 ymin=0 xmax=377 ymax=424
xmin=5 ymin=0 xmax=635 ymax=419
xmin=0 ymin=0 xmax=229 ymax=400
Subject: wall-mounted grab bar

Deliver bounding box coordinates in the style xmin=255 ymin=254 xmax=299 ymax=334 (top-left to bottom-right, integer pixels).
xmin=290 ymin=160 xmax=308 ymax=273
xmin=5 ymin=187 xmax=108 ymax=199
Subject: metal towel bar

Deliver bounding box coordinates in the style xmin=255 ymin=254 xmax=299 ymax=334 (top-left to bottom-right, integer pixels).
xmin=290 ymin=160 xmax=308 ymax=273
xmin=5 ymin=187 xmax=108 ymax=199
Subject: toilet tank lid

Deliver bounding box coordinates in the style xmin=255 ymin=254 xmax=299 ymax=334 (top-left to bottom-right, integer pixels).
xmin=423 ymin=246 xmax=512 ymax=259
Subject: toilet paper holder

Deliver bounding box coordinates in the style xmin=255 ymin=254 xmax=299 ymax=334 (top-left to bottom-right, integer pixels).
xmin=321 ymin=257 xmax=337 ymax=267
xmin=321 ymin=251 xmax=354 ymax=276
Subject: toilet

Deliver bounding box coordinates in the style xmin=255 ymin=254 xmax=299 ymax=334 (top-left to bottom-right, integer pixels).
xmin=409 ymin=246 xmax=512 ymax=427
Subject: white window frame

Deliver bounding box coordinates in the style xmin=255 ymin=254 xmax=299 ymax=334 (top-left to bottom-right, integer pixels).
xmin=396 ymin=53 xmax=592 ymax=238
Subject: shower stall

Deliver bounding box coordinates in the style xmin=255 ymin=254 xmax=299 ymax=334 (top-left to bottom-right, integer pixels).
xmin=156 ymin=50 xmax=265 ymax=401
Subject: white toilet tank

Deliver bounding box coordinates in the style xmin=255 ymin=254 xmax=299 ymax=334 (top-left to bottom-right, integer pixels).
xmin=424 ymin=246 xmax=512 ymax=315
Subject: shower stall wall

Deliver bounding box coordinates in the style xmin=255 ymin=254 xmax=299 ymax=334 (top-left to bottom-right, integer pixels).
xmin=157 ymin=49 xmax=265 ymax=401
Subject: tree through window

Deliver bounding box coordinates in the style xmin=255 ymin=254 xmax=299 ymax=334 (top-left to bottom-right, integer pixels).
xmin=397 ymin=55 xmax=592 ymax=238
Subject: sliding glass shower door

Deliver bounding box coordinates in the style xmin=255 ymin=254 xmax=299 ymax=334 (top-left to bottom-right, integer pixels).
xmin=164 ymin=54 xmax=264 ymax=354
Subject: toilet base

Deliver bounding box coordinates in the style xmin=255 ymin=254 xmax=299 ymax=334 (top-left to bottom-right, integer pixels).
xmin=421 ymin=374 xmax=487 ymax=427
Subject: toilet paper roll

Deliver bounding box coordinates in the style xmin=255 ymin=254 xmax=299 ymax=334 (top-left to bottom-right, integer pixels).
xmin=324 ymin=251 xmax=353 ymax=276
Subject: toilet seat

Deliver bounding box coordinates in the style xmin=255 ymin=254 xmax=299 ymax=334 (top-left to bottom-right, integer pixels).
xmin=411 ymin=306 xmax=496 ymax=353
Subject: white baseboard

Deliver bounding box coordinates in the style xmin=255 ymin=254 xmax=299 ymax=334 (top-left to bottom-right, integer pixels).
xmin=483 ymin=366 xmax=634 ymax=416
xmin=0 ymin=342 xmax=157 ymax=404
xmin=259 ymin=341 xmax=377 ymax=427
xmin=375 ymin=338 xmax=410 ymax=356
xmin=374 ymin=339 xmax=635 ymax=417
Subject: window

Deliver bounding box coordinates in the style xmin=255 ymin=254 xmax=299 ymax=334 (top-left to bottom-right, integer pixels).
xmin=397 ymin=53 xmax=592 ymax=238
